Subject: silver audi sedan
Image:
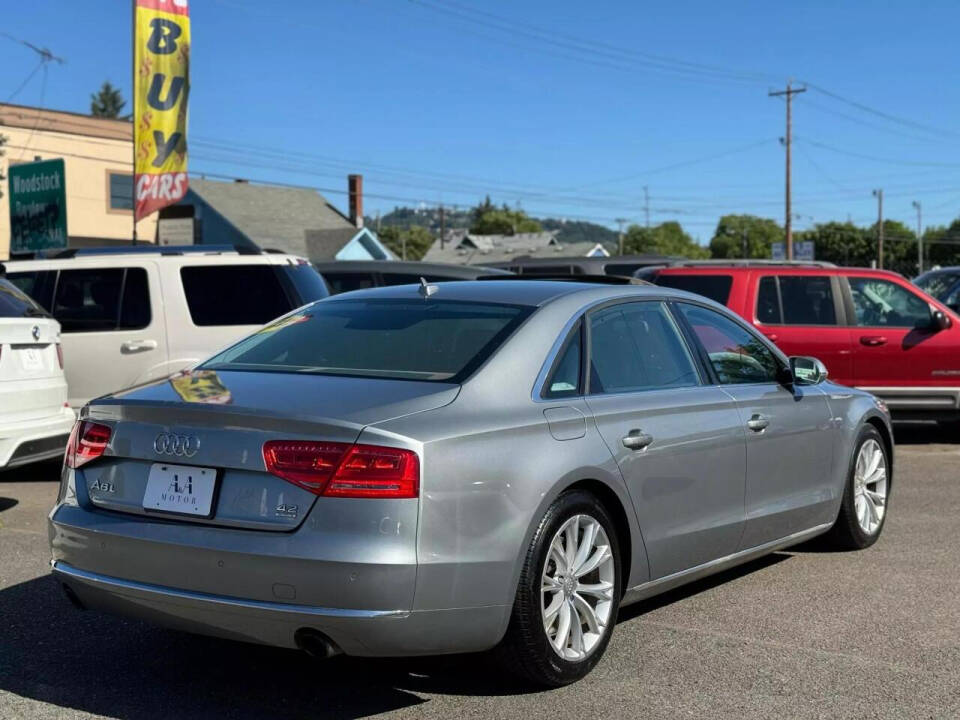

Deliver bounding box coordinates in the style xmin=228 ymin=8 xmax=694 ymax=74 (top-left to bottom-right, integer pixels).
xmin=50 ymin=280 xmax=892 ymax=686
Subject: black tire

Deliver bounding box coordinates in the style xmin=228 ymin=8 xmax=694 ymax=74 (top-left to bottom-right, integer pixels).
xmin=497 ymin=489 xmax=622 ymax=687
xmin=823 ymin=425 xmax=891 ymax=550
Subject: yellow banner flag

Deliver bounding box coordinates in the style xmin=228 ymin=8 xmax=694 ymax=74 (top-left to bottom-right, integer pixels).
xmin=134 ymin=0 xmax=190 ymax=220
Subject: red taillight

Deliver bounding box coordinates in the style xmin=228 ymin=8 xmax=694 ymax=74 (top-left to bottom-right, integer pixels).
xmin=56 ymin=343 xmax=64 ymax=370
xmin=65 ymin=421 xmax=112 ymax=469
xmin=262 ymin=440 xmax=419 ymax=499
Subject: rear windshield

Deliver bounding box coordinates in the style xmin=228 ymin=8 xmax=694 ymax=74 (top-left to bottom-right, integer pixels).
xmin=202 ymin=299 xmax=533 ymax=382
xmin=0 ymin=278 xmax=49 ymax=318
xmin=654 ymin=274 xmax=733 ymax=304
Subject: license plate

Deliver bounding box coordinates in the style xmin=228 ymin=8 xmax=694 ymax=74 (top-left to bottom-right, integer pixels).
xmin=142 ymin=463 xmax=217 ymax=517
xmin=20 ymin=348 xmax=43 ymax=371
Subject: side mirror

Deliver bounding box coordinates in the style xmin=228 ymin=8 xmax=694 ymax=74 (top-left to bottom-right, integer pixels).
xmin=932 ymin=309 xmax=952 ymax=331
xmin=789 ymin=356 xmax=828 ymax=386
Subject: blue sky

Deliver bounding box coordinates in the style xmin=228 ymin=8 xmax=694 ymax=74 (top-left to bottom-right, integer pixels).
xmin=3 ymin=0 xmax=960 ymax=243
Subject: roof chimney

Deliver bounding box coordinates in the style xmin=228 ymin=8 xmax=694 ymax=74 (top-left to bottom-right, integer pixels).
xmin=348 ymin=174 xmax=364 ymax=228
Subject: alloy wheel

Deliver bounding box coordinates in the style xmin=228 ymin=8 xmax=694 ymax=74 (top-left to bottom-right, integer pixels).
xmin=541 ymin=514 xmax=616 ymax=661
xmin=853 ymin=438 xmax=888 ymax=535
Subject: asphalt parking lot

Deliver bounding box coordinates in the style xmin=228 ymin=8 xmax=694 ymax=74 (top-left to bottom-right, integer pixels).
xmin=1 ymin=424 xmax=959 ymax=720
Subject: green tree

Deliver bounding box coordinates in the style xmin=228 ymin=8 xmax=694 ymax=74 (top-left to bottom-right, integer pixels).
xmin=710 ymin=214 xmax=783 ymax=259
xmin=90 ymin=81 xmax=127 ymax=118
xmin=921 ymin=219 xmax=960 ymax=270
xmin=378 ymin=225 xmax=435 ymax=261
xmin=622 ymin=221 xmax=709 ymax=258
xmin=469 ymin=198 xmax=541 ymax=235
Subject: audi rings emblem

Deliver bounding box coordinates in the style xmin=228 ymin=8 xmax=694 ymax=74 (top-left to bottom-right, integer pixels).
xmin=153 ymin=433 xmax=200 ymax=457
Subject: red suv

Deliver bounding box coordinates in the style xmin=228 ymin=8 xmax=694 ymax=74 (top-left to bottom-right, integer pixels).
xmin=649 ymin=261 xmax=960 ymax=421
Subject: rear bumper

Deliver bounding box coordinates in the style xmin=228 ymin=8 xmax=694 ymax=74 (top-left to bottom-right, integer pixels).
xmin=52 ymin=560 xmax=507 ymax=657
xmin=48 ymin=501 xmax=510 ymax=657
xmin=0 ymin=406 xmax=74 ymax=468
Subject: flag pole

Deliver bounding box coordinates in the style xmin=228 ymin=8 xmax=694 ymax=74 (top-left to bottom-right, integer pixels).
xmin=131 ymin=0 xmax=137 ymax=246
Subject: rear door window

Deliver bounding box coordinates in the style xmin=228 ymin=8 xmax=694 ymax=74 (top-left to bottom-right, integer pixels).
xmin=543 ymin=321 xmax=582 ymax=398
xmin=53 ymin=269 xmax=123 ymax=332
xmin=757 ymin=275 xmax=837 ymax=325
xmin=654 ymin=274 xmax=733 ymax=304
xmin=181 ymin=265 xmax=292 ymax=326
xmin=588 ymin=302 xmax=699 ymax=394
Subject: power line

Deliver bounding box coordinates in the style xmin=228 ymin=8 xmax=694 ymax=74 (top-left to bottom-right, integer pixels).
xmin=804 ymin=82 xmax=959 ymax=140
xmin=800 ymin=138 xmax=960 ymax=168
xmin=5 ymin=59 xmax=45 ymax=103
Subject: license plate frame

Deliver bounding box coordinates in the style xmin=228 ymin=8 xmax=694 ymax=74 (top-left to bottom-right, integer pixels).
xmin=142 ymin=462 xmax=219 ymax=518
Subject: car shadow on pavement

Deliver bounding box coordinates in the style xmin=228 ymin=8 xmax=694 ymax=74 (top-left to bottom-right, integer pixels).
xmin=0 ymin=497 xmax=18 ymax=512
xmin=616 ymin=552 xmax=791 ymax=623
xmin=0 ymin=574 xmax=533 ymax=720
xmin=0 ymin=556 xmax=797 ymax=716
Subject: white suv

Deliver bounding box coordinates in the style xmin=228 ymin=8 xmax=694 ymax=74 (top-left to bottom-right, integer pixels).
xmin=4 ymin=246 xmax=329 ymax=407
xmin=0 ymin=273 xmax=75 ymax=469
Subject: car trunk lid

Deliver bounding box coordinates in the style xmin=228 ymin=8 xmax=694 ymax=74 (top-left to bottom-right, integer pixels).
xmin=78 ymin=370 xmax=457 ymax=531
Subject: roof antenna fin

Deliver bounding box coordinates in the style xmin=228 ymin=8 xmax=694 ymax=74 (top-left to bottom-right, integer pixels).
xmin=418 ymin=277 xmax=438 ymax=298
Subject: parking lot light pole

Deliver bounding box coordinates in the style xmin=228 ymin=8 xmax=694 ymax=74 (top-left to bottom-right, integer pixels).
xmin=913 ymin=200 xmax=923 ymax=274
xmin=873 ymin=189 xmax=884 ymax=269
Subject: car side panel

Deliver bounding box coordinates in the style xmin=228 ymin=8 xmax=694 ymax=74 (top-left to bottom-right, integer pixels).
xmin=367 ymin=393 xmax=648 ymax=624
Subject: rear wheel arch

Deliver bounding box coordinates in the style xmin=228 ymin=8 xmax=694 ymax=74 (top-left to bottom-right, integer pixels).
xmin=553 ymin=478 xmax=633 ymax=593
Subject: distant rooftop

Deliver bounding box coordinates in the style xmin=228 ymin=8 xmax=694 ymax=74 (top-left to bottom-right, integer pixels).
xmin=423 ymin=230 xmax=607 ymax=265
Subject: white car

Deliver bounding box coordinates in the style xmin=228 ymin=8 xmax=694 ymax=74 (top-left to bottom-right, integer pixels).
xmin=0 ymin=273 xmax=75 ymax=469
xmin=3 ymin=246 xmax=329 ymax=407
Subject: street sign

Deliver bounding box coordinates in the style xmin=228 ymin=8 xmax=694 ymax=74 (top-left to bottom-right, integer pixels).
xmin=770 ymin=241 xmax=814 ymax=261
xmin=795 ymin=240 xmax=815 ymax=261
xmin=8 ymin=159 xmax=67 ymax=254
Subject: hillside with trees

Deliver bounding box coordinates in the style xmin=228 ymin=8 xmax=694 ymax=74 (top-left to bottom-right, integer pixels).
xmin=368 ymin=198 xmax=960 ymax=273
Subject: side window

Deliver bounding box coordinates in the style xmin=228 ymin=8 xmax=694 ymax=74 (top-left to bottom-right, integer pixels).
xmin=181 ymin=265 xmax=292 ymax=326
xmin=119 ymin=268 xmax=151 ymax=330
xmin=544 ymin=321 xmax=582 ymax=398
xmin=322 ymin=272 xmax=378 ymax=295
xmin=849 ymin=277 xmax=931 ymax=328
xmin=53 ymin=269 xmax=124 ymax=333
xmin=756 ymin=276 xmax=781 ymax=323
xmin=588 ymin=302 xmax=699 ymax=394
xmin=678 ymin=303 xmax=780 ymax=384
xmin=5 ymin=270 xmax=57 ymax=311
xmin=779 ymin=276 xmax=836 ymax=325
xmin=655 ymin=273 xmax=734 ymax=305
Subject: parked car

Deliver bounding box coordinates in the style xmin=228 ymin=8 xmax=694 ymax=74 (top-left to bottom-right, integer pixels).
xmin=51 ymin=280 xmax=891 ymax=686
xmin=0 ymin=268 xmax=75 ymax=469
xmin=487 ymin=254 xmax=674 ymax=278
xmin=4 ymin=246 xmax=328 ymax=407
xmin=914 ymin=267 xmax=960 ymax=313
xmin=312 ymin=260 xmax=511 ymax=295
xmin=647 ymin=261 xmax=960 ymax=421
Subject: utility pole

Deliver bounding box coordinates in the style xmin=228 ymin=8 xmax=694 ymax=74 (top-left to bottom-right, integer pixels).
xmin=741 ymin=229 xmax=748 ymax=259
xmin=643 ymin=187 xmax=650 ymax=228
xmin=439 ymin=204 xmax=446 ymax=250
xmin=615 ymin=218 xmax=627 ymax=255
xmin=769 ymin=81 xmax=806 ymax=260
xmin=873 ymin=189 xmax=884 ymax=269
xmin=912 ymin=200 xmax=923 ymax=273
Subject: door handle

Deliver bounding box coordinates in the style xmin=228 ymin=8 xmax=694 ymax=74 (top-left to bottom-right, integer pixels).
xmin=746 ymin=414 xmax=769 ymax=432
xmin=621 ymin=429 xmax=653 ymax=451
xmin=764 ymin=333 xmax=779 ymax=342
xmin=860 ymin=335 xmax=887 ymax=346
xmin=121 ymin=339 xmax=158 ymax=353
